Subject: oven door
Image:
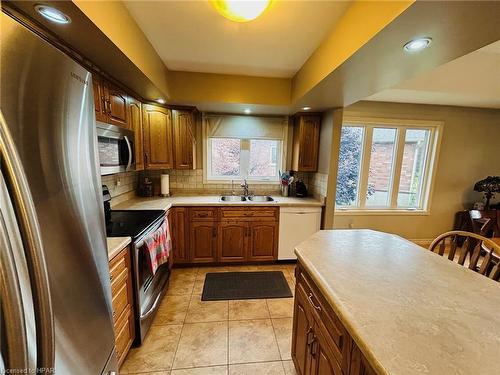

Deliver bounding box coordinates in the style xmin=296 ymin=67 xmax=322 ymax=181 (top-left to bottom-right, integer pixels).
xmin=96 ymin=122 xmax=135 ymax=175
xmin=132 ymin=215 xmax=170 ymax=344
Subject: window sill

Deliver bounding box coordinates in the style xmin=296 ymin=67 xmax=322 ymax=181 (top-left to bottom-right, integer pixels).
xmin=334 ymin=209 xmax=430 ymax=216
xmin=204 ymin=179 xmax=280 ymax=185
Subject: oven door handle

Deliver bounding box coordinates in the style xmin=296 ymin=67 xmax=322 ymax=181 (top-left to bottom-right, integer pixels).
xmin=140 ymin=290 xmax=162 ymax=320
xmin=124 ymin=135 xmax=132 ymax=171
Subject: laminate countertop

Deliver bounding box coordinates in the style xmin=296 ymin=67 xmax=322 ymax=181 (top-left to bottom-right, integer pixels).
xmin=106 ymin=237 xmax=131 ymax=261
xmin=113 ymin=195 xmax=324 ymax=211
xmin=295 ymin=229 xmax=500 ymax=375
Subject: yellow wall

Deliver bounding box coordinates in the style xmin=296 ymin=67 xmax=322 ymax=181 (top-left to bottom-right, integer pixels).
xmin=332 ymin=101 xmax=500 ymax=241
xmin=291 ymin=0 xmax=414 ymax=102
xmin=169 ymin=71 xmax=291 ymax=106
xmin=73 ymin=0 xmax=171 ymax=98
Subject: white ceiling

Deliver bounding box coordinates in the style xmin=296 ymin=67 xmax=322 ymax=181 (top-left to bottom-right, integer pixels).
xmin=124 ymin=0 xmax=351 ymax=78
xmin=367 ymin=40 xmax=500 ymax=109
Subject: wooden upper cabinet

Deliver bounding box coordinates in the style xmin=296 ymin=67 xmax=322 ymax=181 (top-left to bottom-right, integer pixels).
xmin=92 ymin=75 xmax=108 ymax=123
xmin=247 ymin=222 xmax=278 ymax=261
xmin=218 ymin=222 xmax=247 ymax=262
xmin=172 ymin=109 xmax=196 ymax=169
xmin=292 ymin=114 xmax=321 ymax=172
xmin=105 ymin=84 xmax=128 ymax=128
xmin=127 ymin=97 xmax=144 ymax=171
xmin=91 ymin=74 xmax=130 ymax=128
xmin=190 ymin=221 xmax=217 ymax=263
xmin=143 ymin=104 xmax=174 ymax=169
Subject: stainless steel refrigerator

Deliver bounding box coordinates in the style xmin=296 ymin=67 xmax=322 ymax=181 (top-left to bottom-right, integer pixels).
xmin=1 ymin=11 xmax=117 ymax=375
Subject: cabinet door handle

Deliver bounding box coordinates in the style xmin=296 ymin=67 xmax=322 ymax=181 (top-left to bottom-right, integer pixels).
xmin=101 ymin=96 xmax=106 ymax=114
xmin=310 ymin=336 xmax=317 ymax=357
xmin=308 ymin=293 xmax=321 ymax=311
xmin=144 ymin=153 xmax=148 ymax=166
xmin=306 ymin=327 xmax=314 ymax=346
xmin=106 ymin=99 xmax=111 ymax=115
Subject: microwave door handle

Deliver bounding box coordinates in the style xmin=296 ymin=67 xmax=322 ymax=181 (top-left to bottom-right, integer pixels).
xmin=124 ymin=135 xmax=132 ymax=171
xmin=0 ymin=112 xmax=55 ymax=371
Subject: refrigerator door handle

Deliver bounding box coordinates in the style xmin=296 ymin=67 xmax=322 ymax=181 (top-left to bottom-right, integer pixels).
xmin=0 ymin=112 xmax=55 ymax=371
xmin=124 ymin=135 xmax=132 ymax=171
xmin=0 ymin=214 xmax=28 ymax=370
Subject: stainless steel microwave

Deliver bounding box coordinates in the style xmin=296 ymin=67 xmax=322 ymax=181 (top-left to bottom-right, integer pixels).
xmin=96 ymin=122 xmax=135 ymax=175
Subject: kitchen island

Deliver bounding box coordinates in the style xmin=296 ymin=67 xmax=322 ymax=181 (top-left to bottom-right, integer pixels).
xmin=293 ymin=230 xmax=500 ymax=375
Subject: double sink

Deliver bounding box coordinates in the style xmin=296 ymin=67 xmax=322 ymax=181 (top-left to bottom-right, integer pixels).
xmin=220 ymin=195 xmax=275 ymax=202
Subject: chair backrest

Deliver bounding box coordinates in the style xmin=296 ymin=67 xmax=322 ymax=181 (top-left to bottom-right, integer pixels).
xmin=429 ymin=230 xmax=500 ymax=282
xmin=469 ymin=210 xmax=499 ymax=237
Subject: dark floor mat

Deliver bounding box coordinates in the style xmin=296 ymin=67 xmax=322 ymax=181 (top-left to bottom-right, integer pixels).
xmin=201 ymin=271 xmax=293 ymax=301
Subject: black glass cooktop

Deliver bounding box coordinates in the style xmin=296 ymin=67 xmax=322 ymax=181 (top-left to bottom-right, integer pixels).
xmin=106 ymin=210 xmax=165 ymax=239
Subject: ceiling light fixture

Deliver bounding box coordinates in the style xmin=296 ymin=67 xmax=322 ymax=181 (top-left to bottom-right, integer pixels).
xmin=403 ymin=37 xmax=432 ymax=53
xmin=302 ymin=107 xmax=311 ymax=111
xmin=209 ymin=0 xmax=273 ymax=22
xmin=244 ymin=108 xmax=251 ymax=114
xmin=34 ymin=5 xmax=71 ymax=24
xmin=156 ymin=98 xmax=166 ymax=104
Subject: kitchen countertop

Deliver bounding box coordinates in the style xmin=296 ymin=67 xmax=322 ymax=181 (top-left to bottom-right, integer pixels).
xmin=295 ymin=229 xmax=500 ymax=375
xmin=113 ymin=194 xmax=324 ymax=211
xmin=106 ymin=237 xmax=131 ymax=261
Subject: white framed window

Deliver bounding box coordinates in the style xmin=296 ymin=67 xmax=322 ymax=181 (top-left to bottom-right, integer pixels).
xmin=335 ymin=117 xmax=442 ymax=214
xmin=203 ymin=114 xmax=287 ymax=183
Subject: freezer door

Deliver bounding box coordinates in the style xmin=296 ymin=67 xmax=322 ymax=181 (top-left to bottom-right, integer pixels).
xmin=0 ymin=172 xmax=36 ymax=372
xmin=1 ymin=13 xmax=116 ymax=374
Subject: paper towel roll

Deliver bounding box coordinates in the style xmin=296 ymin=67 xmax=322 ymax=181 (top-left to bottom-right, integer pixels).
xmin=160 ymin=174 xmax=170 ymax=197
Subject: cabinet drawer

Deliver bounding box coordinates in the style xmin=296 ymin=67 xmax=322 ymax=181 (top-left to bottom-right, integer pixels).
xmin=297 ymin=268 xmax=345 ymax=365
xmin=220 ymin=207 xmax=278 ymax=221
xmin=189 ymin=207 xmax=218 ymax=221
xmin=109 ymin=251 xmax=126 ymax=284
xmin=110 ymin=265 xmax=127 ymax=293
xmin=115 ymin=306 xmax=133 ymax=366
xmin=112 ymin=274 xmax=129 ymax=322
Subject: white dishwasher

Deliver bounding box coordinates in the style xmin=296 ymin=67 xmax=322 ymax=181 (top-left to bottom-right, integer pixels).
xmin=278 ymin=206 xmax=322 ymax=260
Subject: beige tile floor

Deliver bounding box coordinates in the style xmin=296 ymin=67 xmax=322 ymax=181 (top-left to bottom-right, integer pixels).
xmin=121 ymin=264 xmax=298 ymax=375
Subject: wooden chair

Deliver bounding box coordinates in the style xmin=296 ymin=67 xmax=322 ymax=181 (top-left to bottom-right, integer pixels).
xmin=429 ymin=230 xmax=500 ymax=282
xmin=469 ymin=210 xmax=499 ymax=238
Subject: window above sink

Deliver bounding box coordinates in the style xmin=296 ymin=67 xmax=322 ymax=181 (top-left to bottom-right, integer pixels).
xmin=203 ymin=114 xmax=288 ymax=184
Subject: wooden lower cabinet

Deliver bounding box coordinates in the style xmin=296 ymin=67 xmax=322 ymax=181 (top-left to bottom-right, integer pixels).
xmin=248 ymin=222 xmax=278 ymax=261
xmin=170 ymin=207 xmax=189 ymax=263
xmin=190 ymin=221 xmax=218 ymax=263
xmin=109 ymin=245 xmax=135 ymax=367
xmin=292 ymin=282 xmax=316 ymax=375
xmin=218 ymin=221 xmax=248 ymax=262
xmin=292 ymin=263 xmax=376 ymax=375
xmin=171 ymin=206 xmax=279 ymax=265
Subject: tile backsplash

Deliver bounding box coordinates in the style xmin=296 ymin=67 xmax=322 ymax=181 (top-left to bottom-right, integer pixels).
xmin=308 ymin=172 xmax=329 ymax=198
xmin=140 ymin=169 xmax=282 ymax=196
xmin=101 ymin=171 xmax=138 ymax=204
xmin=100 ymin=168 xmax=328 ymax=202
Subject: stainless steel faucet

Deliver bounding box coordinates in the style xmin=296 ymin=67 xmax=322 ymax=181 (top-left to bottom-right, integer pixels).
xmin=241 ymin=179 xmax=249 ymax=196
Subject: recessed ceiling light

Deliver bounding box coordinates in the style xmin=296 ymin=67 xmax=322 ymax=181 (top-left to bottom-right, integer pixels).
xmin=403 ymin=37 xmax=432 ymax=53
xmin=156 ymin=98 xmax=166 ymax=104
xmin=34 ymin=5 xmax=71 ymax=24
xmin=302 ymin=107 xmax=311 ymax=111
xmin=210 ymin=0 xmax=273 ymax=22
xmin=244 ymin=108 xmax=251 ymax=114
